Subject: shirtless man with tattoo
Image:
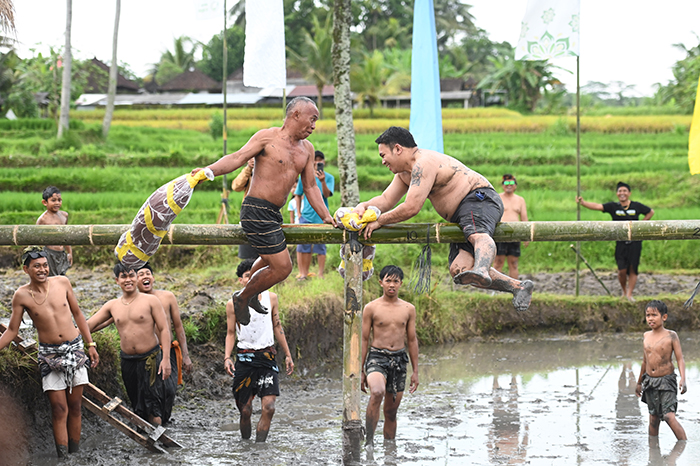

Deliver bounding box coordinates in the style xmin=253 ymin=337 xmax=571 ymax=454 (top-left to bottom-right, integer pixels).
xmin=191 ymin=97 xmax=336 ymax=326
xmin=355 ymin=126 xmax=534 ymax=311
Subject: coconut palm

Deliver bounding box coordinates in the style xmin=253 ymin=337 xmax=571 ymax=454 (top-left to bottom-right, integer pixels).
xmin=0 ymin=0 xmax=15 ymax=33
xmin=350 ymin=49 xmax=410 ymax=117
xmin=102 ymin=0 xmax=120 ymax=138
xmin=58 ymin=0 xmax=72 ymax=138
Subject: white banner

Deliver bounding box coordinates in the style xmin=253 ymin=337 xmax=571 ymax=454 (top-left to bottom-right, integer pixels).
xmin=194 ymin=0 xmax=223 ymax=21
xmin=515 ymin=0 xmax=580 ymax=60
xmin=243 ymin=0 xmax=286 ymax=89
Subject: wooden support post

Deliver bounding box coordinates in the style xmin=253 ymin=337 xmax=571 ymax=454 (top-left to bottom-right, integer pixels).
xmin=342 ymin=231 xmax=364 ymax=462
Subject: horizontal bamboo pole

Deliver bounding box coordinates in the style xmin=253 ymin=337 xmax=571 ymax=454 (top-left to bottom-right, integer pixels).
xmin=1 ymin=220 xmax=700 ymax=246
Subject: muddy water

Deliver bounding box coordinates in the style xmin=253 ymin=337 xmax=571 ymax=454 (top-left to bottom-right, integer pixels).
xmin=30 ymin=332 xmax=700 ymax=466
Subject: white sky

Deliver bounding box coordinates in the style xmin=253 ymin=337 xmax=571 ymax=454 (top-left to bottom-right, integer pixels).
xmin=10 ymin=0 xmax=700 ymax=97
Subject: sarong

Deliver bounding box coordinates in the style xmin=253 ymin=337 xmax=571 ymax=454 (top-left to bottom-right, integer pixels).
xmin=641 ymin=372 xmax=678 ymax=417
xmin=162 ymin=341 xmax=183 ymax=424
xmin=43 ymin=247 xmax=70 ymax=276
xmin=232 ymin=346 xmax=280 ymax=404
xmin=38 ymin=335 xmax=89 ymax=393
xmin=239 ymin=196 xmax=287 ymax=255
xmin=364 ymin=347 xmax=409 ymax=400
xmin=120 ymin=345 xmax=168 ymax=422
xmin=448 ymin=187 xmax=503 ymax=265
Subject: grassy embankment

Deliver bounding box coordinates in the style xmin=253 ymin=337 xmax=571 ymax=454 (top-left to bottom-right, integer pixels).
xmin=1 ymin=108 xmax=699 ymax=354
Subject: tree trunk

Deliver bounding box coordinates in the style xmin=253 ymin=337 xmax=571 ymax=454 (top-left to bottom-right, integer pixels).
xmin=332 ymin=0 xmax=359 ymax=208
xmin=57 ymin=0 xmax=72 ymax=138
xmin=317 ymin=83 xmax=324 ymax=120
xmin=102 ymin=0 xmax=121 ymax=138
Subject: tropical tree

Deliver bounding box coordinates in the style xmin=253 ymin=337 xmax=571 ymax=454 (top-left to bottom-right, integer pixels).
xmin=153 ymin=36 xmax=198 ymax=85
xmin=102 ymin=0 xmax=120 ymax=138
xmin=433 ymin=0 xmax=477 ymax=49
xmin=350 ymin=49 xmax=410 ymax=116
xmin=0 ymin=0 xmax=14 ymax=33
xmin=477 ymin=52 xmax=565 ymax=113
xmin=198 ymin=26 xmax=245 ymax=81
xmin=655 ymin=37 xmax=700 ymax=113
xmin=287 ymin=13 xmax=334 ymax=119
xmin=58 ymin=0 xmax=72 ymax=138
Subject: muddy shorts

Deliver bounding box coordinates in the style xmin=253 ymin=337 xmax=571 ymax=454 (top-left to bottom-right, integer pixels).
xmin=496 ymin=242 xmax=521 ymax=257
xmin=615 ymin=241 xmax=642 ymax=274
xmin=44 ymin=247 xmax=70 ymax=276
xmin=121 ymin=345 xmax=168 ymax=422
xmin=365 ymin=347 xmax=409 ymax=395
xmin=448 ymin=187 xmax=503 ymax=265
xmin=240 ymin=196 xmax=287 ymax=255
xmin=233 ymin=348 xmax=280 ymax=404
xmin=641 ymin=373 xmax=678 ymax=417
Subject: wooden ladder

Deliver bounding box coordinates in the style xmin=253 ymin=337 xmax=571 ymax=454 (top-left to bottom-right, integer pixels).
xmin=0 ymin=323 xmax=183 ymax=453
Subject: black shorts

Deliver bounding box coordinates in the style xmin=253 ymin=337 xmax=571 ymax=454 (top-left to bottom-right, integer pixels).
xmin=240 ymin=196 xmax=287 ymax=255
xmin=364 ymin=347 xmax=409 ymax=395
xmin=615 ymin=241 xmax=642 ymax=274
xmin=232 ymin=349 xmax=280 ymax=403
xmin=448 ymin=187 xmax=503 ymax=265
xmin=496 ymin=242 xmax=521 ymax=257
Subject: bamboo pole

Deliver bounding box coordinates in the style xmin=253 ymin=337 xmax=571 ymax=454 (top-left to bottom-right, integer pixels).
xmin=2 ymin=220 xmax=700 ymax=246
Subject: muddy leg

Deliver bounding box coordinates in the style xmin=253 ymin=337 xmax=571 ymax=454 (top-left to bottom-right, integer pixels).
xmin=236 ymin=397 xmax=254 ymax=440
xmin=648 ymin=414 xmax=661 ymax=437
xmin=664 ymin=412 xmax=687 ymax=440
xmin=66 ymin=385 xmax=84 ymax=453
xmin=490 ymin=272 xmax=534 ymax=312
xmin=46 ymin=390 xmax=69 ymax=456
xmin=382 ymin=391 xmax=403 ymax=440
xmin=452 ymin=233 xmax=494 ymax=287
xmin=255 ymin=395 xmax=276 ymax=442
xmin=240 ymin=251 xmax=292 ymax=315
xmin=365 ymin=372 xmax=386 ymax=446
xmin=617 ymin=268 xmax=628 ymax=297
xmin=626 ymin=271 xmax=638 ymax=302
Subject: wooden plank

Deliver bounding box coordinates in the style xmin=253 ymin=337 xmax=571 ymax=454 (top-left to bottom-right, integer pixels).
xmin=102 ymin=397 xmax=122 ymax=413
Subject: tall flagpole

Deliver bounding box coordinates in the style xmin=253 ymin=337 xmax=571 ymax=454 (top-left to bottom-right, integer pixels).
xmin=218 ymin=0 xmax=230 ymax=224
xmin=575 ymin=55 xmax=581 ymax=296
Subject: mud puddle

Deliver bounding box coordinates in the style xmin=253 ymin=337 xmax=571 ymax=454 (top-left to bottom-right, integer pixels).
xmin=29 ymin=333 xmax=700 ymax=466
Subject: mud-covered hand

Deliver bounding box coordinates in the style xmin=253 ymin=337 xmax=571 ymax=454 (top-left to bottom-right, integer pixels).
xmin=88 ymin=346 xmax=99 ymax=368
xmin=409 ymin=371 xmax=419 ymax=394
xmin=285 ymin=355 xmax=295 ymax=375
xmin=635 ymin=382 xmax=642 ymax=397
xmin=183 ymin=355 xmax=193 ymax=374
xmin=224 ymin=358 xmax=235 ymax=377
xmin=680 ymin=380 xmax=687 ymax=395
xmin=159 ymin=358 xmax=172 ymax=381
xmin=361 ymin=372 xmax=368 ymax=393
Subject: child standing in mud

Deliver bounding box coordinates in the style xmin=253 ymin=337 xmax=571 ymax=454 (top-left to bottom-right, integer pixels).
xmin=636 ymin=300 xmax=687 ymax=440
xmin=224 ymin=259 xmax=294 ymax=442
xmin=361 ymin=265 xmax=419 ymax=446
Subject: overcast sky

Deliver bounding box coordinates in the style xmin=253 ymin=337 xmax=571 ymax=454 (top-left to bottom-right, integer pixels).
xmin=10 ymin=0 xmax=700 ymax=97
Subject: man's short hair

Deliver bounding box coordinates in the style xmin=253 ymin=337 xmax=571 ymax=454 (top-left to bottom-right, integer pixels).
xmin=502 ymin=174 xmax=517 ymax=184
xmin=314 ymin=150 xmax=325 ymax=160
xmin=375 ymin=127 xmax=418 ymax=149
xmin=22 ymin=246 xmax=47 ymax=266
xmin=236 ymin=258 xmax=256 ymax=278
xmin=646 ymin=299 xmax=668 ymax=316
xmin=286 ymin=96 xmax=315 ymax=117
xmin=379 ymin=265 xmax=404 ymax=281
xmin=617 ymin=181 xmax=631 ymax=191
xmin=42 ymin=186 xmax=61 ymax=201
xmin=113 ymin=262 xmax=136 ymax=277
xmin=137 ymin=262 xmax=153 ymax=274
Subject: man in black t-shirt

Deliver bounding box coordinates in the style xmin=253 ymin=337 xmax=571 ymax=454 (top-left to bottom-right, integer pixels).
xmin=577 ymin=182 xmax=654 ymax=301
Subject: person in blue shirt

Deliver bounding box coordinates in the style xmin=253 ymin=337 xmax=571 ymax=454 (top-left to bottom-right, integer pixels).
xmin=294 ymin=150 xmax=335 ymax=280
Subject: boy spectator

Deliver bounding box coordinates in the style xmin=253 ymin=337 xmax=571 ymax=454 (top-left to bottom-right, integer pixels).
xmin=361 ymin=265 xmax=419 ymax=446
xmin=577 ymin=182 xmax=654 ymax=301
xmin=494 ymin=174 xmax=529 ymax=279
xmin=224 ymin=258 xmax=294 ymax=442
xmin=636 ymin=300 xmax=687 ymax=440
xmin=36 ymin=186 xmax=73 ymax=276
xmin=294 ymin=150 xmax=334 ymax=280
xmin=0 ymin=246 xmax=99 ymax=457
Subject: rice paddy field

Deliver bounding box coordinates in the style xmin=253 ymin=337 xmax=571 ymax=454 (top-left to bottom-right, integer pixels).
xmin=1 ymin=108 xmax=698 ymax=273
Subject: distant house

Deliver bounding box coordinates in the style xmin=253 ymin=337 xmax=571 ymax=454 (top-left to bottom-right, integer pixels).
xmin=82 ymin=58 xmax=140 ymax=94
xmin=159 ymin=69 xmax=221 ymax=94
xmin=380 ymin=77 xmax=481 ymax=109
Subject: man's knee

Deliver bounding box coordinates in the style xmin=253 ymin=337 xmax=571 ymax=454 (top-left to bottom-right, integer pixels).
xmin=369 ymin=385 xmax=386 ymax=401
xmin=50 ymin=401 xmax=68 ymax=419
xmin=238 ymin=401 xmax=253 ymax=418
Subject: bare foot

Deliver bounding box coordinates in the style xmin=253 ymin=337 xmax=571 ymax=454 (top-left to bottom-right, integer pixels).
xmin=626 ymin=295 xmax=636 ymax=303
xmin=512 ymin=280 xmax=534 ymax=312
xmin=453 ymin=270 xmax=492 ymax=287
xmin=248 ymin=295 xmax=268 ymax=315
xmin=232 ymin=291 xmax=251 ymax=326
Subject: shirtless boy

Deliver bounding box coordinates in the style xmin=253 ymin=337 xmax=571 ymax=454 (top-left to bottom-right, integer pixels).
xmin=361 ymin=265 xmax=418 ymax=446
xmin=0 ymin=246 xmax=98 ymax=458
xmin=192 ymin=96 xmax=336 ymax=326
xmin=88 ymin=263 xmax=171 ymax=426
xmin=36 ymin=186 xmax=73 ymax=276
xmin=494 ymin=174 xmax=529 ymax=279
xmin=636 ymin=300 xmax=687 ymax=440
xmin=224 ymin=259 xmax=294 ymax=442
xmin=356 ymin=126 xmax=534 ymax=311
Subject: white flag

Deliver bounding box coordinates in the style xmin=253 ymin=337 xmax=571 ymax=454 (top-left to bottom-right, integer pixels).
xmin=194 ymin=0 xmax=223 ymax=21
xmin=244 ymin=0 xmax=286 ymax=89
xmin=515 ymin=0 xmax=580 ymax=60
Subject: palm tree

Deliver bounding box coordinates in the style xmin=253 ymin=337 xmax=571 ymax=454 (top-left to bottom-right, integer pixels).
xmin=0 ymin=0 xmax=14 ymax=33
xmin=102 ymin=0 xmax=120 ymax=138
xmin=350 ymin=49 xmax=410 ymax=116
xmin=161 ymin=36 xmax=198 ymax=70
xmin=57 ymin=0 xmax=72 ymax=138
xmin=287 ymin=13 xmax=333 ymax=119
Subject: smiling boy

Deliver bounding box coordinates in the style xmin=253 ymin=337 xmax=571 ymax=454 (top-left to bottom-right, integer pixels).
xmin=36 ymin=186 xmax=73 ymax=276
xmin=361 ymin=265 xmax=419 ymax=446
xmin=636 ymin=300 xmax=687 ymax=440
